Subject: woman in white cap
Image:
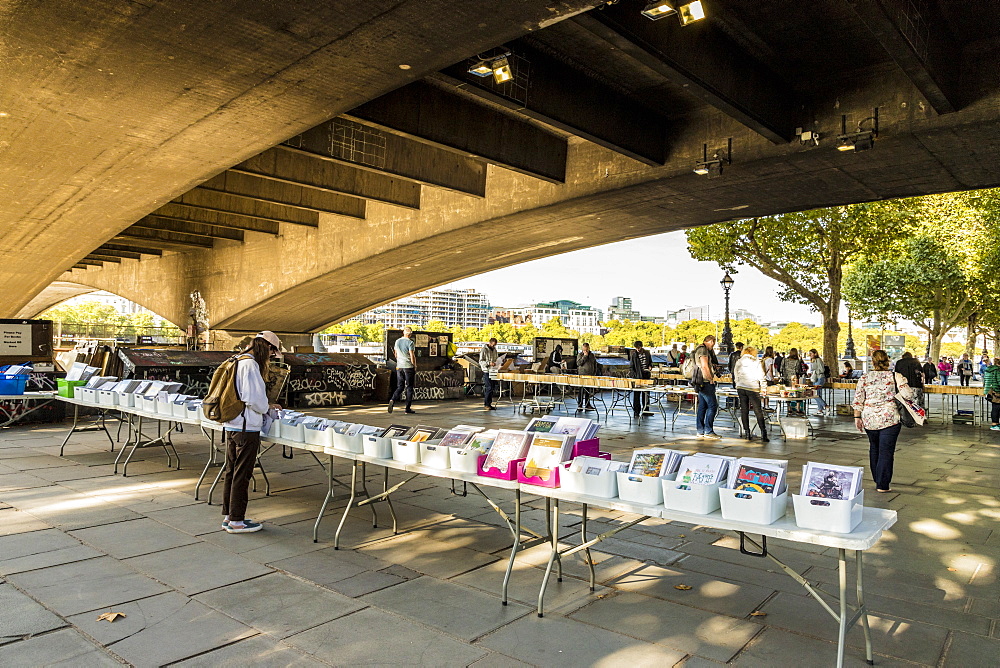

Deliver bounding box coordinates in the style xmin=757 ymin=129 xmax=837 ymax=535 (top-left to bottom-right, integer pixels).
xmin=222 ymin=331 xmax=281 ymax=533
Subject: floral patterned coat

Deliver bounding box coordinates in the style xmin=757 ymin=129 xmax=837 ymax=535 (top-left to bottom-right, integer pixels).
xmin=852 ymin=371 xmax=914 ymax=430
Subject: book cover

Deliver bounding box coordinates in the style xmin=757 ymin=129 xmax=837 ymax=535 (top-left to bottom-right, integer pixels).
xmin=408 ymin=425 xmax=437 ymax=442
xmin=677 ymin=455 xmax=726 ymax=486
xmin=569 ymin=456 xmax=614 ymax=475
xmin=733 ymin=463 xmax=784 ymax=494
xmin=628 ymin=450 xmax=667 ymax=477
xmin=526 ymin=417 xmax=558 ymax=433
xmin=439 ymin=429 xmax=475 ymax=449
xmin=481 ymin=429 xmax=530 ymax=474
xmin=802 ymin=462 xmax=862 ymax=499
xmin=379 ymin=424 xmax=411 ymax=439
xmin=523 ymin=433 xmax=571 ymax=480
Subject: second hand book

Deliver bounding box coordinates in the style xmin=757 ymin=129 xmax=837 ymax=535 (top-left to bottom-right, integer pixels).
xmin=481 ymin=430 xmax=531 ymax=474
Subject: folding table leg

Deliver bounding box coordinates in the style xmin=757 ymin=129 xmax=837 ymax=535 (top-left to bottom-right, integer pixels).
xmin=537 ymin=497 xmax=560 ymax=617
xmin=837 ymin=548 xmax=848 ymax=668
xmin=581 ymin=504 xmax=595 ymax=591
xmin=334 ymin=462 xmax=359 ymax=550
xmin=59 ymin=405 xmax=79 ymax=456
xmin=856 ymin=550 xmax=874 ymax=665
xmin=313 ymin=454 xmax=335 ymax=543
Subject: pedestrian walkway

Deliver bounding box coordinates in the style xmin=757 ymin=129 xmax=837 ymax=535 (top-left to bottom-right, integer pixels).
xmin=1 ymin=400 xmax=998 ymax=666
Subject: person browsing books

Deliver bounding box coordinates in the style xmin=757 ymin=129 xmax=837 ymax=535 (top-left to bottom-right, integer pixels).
xmin=983 ymin=357 xmax=1000 ymax=430
xmin=693 ymin=335 xmax=721 ymax=439
xmin=388 ymin=327 xmax=416 ymax=415
xmin=576 ymin=342 xmax=598 ymax=410
xmin=222 ymin=331 xmax=283 ymax=534
xmin=852 ymin=349 xmax=914 ymax=493
xmin=629 ymin=340 xmax=653 ymax=418
xmin=667 ymin=344 xmax=680 ymax=368
xmin=479 ymin=338 xmax=500 ymax=411
xmin=733 ymin=345 xmax=768 ymax=442
xmin=894 ymin=351 xmax=925 ymax=408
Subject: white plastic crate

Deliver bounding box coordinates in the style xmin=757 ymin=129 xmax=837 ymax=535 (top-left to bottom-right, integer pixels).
xmin=780 ymin=416 xmax=810 ymax=439
xmin=662 ymin=479 xmax=725 ymax=515
xmin=616 ymin=472 xmax=675 ymax=506
xmin=305 ymin=425 xmax=335 ymax=448
xmin=140 ymin=396 xmax=158 ymax=414
xmin=419 ymin=442 xmax=450 ymax=469
xmin=97 ymin=390 xmax=118 ymax=407
xmin=278 ymin=419 xmax=305 ymax=442
xmin=171 ymin=400 xmax=190 ymax=418
xmin=332 ymin=432 xmax=364 ymax=454
xmin=719 ymin=488 xmax=788 ymax=525
xmin=120 ymin=393 xmax=138 ymax=408
xmin=362 ymin=435 xmax=393 ymax=459
xmin=561 ymin=467 xmax=619 ymax=498
xmin=77 ymin=388 xmax=98 ymax=404
xmin=449 ymin=449 xmax=481 ymax=474
xmin=792 ymin=491 xmax=864 ymax=534
xmin=391 ymin=438 xmax=423 ymax=465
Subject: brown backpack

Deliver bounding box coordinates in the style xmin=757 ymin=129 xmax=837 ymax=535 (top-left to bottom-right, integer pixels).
xmin=203 ymin=354 xmax=252 ymax=423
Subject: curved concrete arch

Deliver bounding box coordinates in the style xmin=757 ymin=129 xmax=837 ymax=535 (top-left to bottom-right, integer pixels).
xmin=16 ymin=282 xmax=100 ymax=320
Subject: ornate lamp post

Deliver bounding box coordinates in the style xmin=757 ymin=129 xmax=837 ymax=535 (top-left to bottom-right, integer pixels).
xmin=844 ymin=301 xmax=856 ymax=359
xmin=720 ymin=273 xmax=735 ymax=355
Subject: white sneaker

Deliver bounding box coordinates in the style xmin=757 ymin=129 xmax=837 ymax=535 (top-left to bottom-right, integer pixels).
xmin=225 ymin=520 xmax=263 ymax=534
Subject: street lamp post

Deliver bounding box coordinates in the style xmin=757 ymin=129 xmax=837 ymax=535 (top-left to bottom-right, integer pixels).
xmin=844 ymin=302 xmax=856 ymax=359
xmin=720 ymin=273 xmax=735 ymax=355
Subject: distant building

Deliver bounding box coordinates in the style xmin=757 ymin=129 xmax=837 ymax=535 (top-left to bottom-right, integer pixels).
xmin=733 ymin=308 xmax=760 ymax=323
xmin=492 ymin=300 xmax=604 ymax=335
xmin=665 ymin=305 xmax=710 ymax=325
xmin=348 ymin=288 xmax=490 ymax=329
xmin=608 ymin=296 xmax=642 ymax=321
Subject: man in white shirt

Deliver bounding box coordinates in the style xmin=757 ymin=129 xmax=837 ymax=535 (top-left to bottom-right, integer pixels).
xmin=389 ymin=327 xmax=417 ymax=414
xmin=479 ymin=338 xmax=500 ymax=410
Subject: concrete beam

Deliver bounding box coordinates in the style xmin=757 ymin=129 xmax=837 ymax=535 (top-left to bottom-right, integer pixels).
xmin=577 ymin=8 xmax=794 ymax=144
xmin=98 ymin=243 xmax=163 ymax=257
xmin=281 ymin=118 xmax=488 ymax=196
xmin=347 ymin=80 xmax=567 ymax=183
xmin=115 ymin=228 xmax=215 ymax=249
xmin=198 ymin=172 xmax=366 ymax=219
xmin=94 ymin=246 xmax=143 ymax=260
xmin=153 ymin=203 xmax=281 ymax=234
xmin=437 ymin=41 xmax=670 ymax=165
xmin=134 ymin=217 xmax=245 ymax=242
xmin=173 ymin=189 xmax=319 ymax=227
xmin=233 ymin=148 xmax=422 ymax=209
xmin=846 ymin=0 xmax=961 ymax=114
xmin=76 ymin=259 xmax=105 ymax=267
xmin=85 ymin=254 xmax=123 ymax=263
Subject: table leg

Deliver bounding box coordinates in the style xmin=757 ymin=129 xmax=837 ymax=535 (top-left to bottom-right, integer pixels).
xmin=856 ymin=550 xmax=874 ymax=665
xmin=537 ymin=497 xmax=560 ymax=617
xmin=383 ymin=466 xmax=398 ymax=535
xmin=501 ymin=488 xmax=521 ymax=606
xmin=334 ymin=461 xmax=359 ymax=550
xmin=59 ymin=404 xmax=80 ymax=456
xmin=313 ymin=454 xmax=335 ymax=543
xmin=837 ymin=548 xmax=848 ymax=668
xmin=582 ymin=504 xmax=595 ymax=591
xmin=195 ymin=429 xmax=220 ymax=501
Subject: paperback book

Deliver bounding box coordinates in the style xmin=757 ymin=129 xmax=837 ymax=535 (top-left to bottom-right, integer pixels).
xmin=676 ymin=454 xmax=733 ymax=486
xmin=731 ymin=458 xmax=787 ymax=495
xmin=481 ymin=429 xmax=531 ymax=474
xmin=523 ymin=433 xmax=573 ymax=480
xmin=378 ymin=424 xmax=412 ymax=439
xmin=439 ymin=428 xmax=477 ymax=449
xmin=462 ymin=429 xmax=498 ymax=455
xmin=627 ymin=448 xmax=685 ymax=478
xmin=568 ymin=456 xmax=616 ymax=475
xmin=801 ymin=462 xmax=863 ymax=499
xmin=526 ymin=416 xmax=558 ymax=433
xmin=550 ymin=417 xmax=599 ymax=441
xmin=407 ymin=425 xmax=438 ymax=442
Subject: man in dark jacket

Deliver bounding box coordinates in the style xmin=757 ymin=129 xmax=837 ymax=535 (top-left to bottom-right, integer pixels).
xmin=921 ymin=357 xmax=938 ymax=385
xmin=629 ymin=340 xmax=653 ymax=418
xmin=576 ymin=342 xmax=598 ymax=410
xmin=895 ymin=351 xmax=924 ymax=407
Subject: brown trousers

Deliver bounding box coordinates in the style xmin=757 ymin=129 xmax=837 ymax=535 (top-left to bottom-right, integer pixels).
xmin=222 ymin=430 xmax=260 ymax=522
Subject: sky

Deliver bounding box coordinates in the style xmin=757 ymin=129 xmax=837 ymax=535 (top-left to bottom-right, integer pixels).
xmin=438 ymin=229 xmax=825 ymax=325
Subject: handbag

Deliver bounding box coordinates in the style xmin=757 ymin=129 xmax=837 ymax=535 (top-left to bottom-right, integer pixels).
xmin=987 ymin=390 xmax=1000 ymax=404
xmin=893 ymin=373 xmax=924 ymax=427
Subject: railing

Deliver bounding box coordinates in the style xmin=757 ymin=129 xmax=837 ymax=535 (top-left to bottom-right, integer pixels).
xmin=52 ymin=322 xmax=187 ymax=347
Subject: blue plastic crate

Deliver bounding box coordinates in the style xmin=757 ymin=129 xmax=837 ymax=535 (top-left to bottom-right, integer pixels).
xmin=0 ymin=374 xmax=28 ymax=395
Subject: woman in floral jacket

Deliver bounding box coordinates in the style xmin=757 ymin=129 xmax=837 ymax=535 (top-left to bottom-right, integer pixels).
xmin=852 ymin=350 xmax=914 ymax=492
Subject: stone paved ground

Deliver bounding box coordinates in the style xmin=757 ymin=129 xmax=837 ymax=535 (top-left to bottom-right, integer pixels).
xmin=1 ymin=394 xmax=999 ymax=666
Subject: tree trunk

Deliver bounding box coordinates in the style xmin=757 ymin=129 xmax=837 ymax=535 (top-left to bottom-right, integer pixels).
xmin=964 ymin=313 xmax=978 ymax=358
xmin=994 ymin=330 xmax=1000 ymax=359
xmin=928 ymin=321 xmax=945 ymax=361
xmin=821 ymin=307 xmax=841 ymax=371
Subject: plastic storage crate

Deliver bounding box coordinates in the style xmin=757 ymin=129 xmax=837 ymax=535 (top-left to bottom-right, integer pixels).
xmin=0 ymin=374 xmax=28 ymax=395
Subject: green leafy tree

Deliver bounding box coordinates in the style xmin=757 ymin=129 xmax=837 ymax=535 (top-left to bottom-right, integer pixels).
xmin=730 ymin=319 xmax=771 ymax=350
xmin=687 ymin=202 xmax=908 ymax=366
xmin=540 ymin=316 xmax=572 ymax=338
xmin=843 ymin=192 xmax=1000 ymax=360
xmin=425 ymin=319 xmax=448 ymax=333
xmin=770 ymin=322 xmax=823 ymax=355
xmin=672 ymin=319 xmax=717 ymax=347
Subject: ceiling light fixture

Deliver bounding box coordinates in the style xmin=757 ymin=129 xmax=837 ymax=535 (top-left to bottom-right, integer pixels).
xmin=678 ymin=1 xmax=706 ymax=25
xmin=694 ymin=138 xmax=732 ymax=178
xmin=837 ymin=108 xmax=879 ymax=152
xmin=641 ymin=1 xmax=677 ymax=19
xmin=468 ymin=50 xmax=514 ymax=84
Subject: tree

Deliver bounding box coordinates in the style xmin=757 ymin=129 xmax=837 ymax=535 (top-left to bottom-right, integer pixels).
xmin=730 ymin=319 xmax=771 ymax=350
xmin=686 ymin=202 xmax=908 ymax=367
xmin=770 ymin=322 xmax=823 ymax=355
xmin=540 ymin=316 xmax=571 ymax=339
xmin=425 ymin=320 xmax=448 ymax=333
xmin=842 ymin=192 xmax=1000 ymax=360
xmin=672 ymin=319 xmax=717 ymax=347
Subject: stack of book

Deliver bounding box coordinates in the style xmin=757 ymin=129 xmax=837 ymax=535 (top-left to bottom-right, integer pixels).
xmin=526 ymin=416 xmax=599 ymax=442
xmin=675 ymin=453 xmax=736 ymax=486
xmin=800 ymin=462 xmax=863 ymax=500
xmin=627 ymin=448 xmax=686 ymax=478
xmin=730 ymin=458 xmax=788 ymax=495
xmin=481 ymin=429 xmax=532 ymax=474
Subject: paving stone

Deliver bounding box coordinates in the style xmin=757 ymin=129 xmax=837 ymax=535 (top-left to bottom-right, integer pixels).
xmin=452 ymin=556 xmax=613 ymax=616
xmin=29 ymin=503 xmax=145 ymax=532
xmin=363 ymin=576 xmax=531 ymax=641
xmin=476 ymin=614 xmax=687 ymax=667
xmin=268 ymin=545 xmax=387 ymax=586
xmin=0 ymin=544 xmax=103 ymax=576
xmin=356 ymin=531 xmax=498 ymax=579
xmin=70 ymin=517 xmax=201 ymax=559
xmin=0 ymin=627 xmax=119 ymax=666
xmin=941 ymin=630 xmax=1000 ymax=667
xmin=322 ymin=569 xmax=409 ymax=597
xmin=173 ymin=634 xmax=324 ymax=667
xmin=284 ymin=608 xmax=488 ymax=665
xmin=608 ymin=563 xmax=774 ymax=618
xmin=570 ymin=591 xmax=762 ymax=663
xmin=758 ymin=590 xmax=950 ymax=665
xmin=730 ymin=626 xmax=913 ymax=667
xmin=196 ymin=572 xmax=364 ymax=638
xmin=146 ymin=502 xmax=236 ymax=536
xmin=69 ymin=590 xmax=256 ymax=667
xmin=124 ymin=542 xmax=271 ymax=595
xmin=0 ymin=527 xmax=83 ymax=560
xmin=7 ymin=555 xmax=170 ymax=616
xmin=467 ymin=651 xmax=535 ymax=668
xmin=673 ymin=554 xmax=812 ymax=595
xmin=0 ymin=471 xmax=53 ymax=491
xmin=0 ymin=582 xmax=66 ymax=642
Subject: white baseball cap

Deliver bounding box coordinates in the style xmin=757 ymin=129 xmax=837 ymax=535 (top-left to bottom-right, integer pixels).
xmin=256 ymin=331 xmax=281 ymax=350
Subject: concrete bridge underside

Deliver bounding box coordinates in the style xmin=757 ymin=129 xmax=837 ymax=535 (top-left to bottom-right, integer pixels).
xmin=7 ymin=0 xmax=1000 ymax=333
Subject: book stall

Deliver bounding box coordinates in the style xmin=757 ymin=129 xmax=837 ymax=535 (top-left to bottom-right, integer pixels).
xmin=52 ymin=379 xmax=894 ymax=666
xmin=385 ymin=329 xmax=464 ymax=401
xmin=0 ymin=319 xmax=63 ymax=427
